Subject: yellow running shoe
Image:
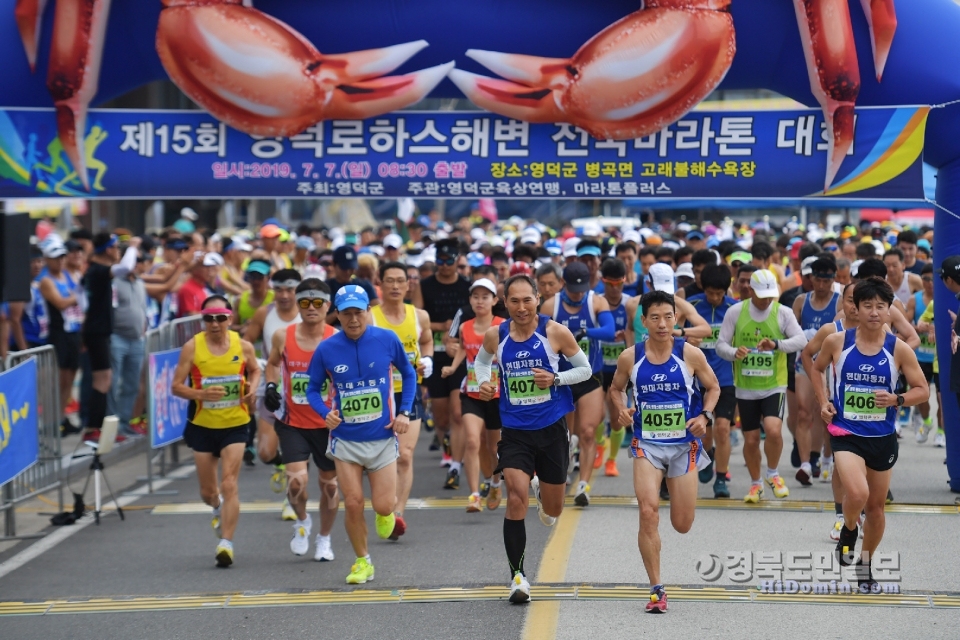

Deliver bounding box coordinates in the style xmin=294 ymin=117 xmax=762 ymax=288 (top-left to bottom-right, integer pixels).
xmin=487 ymin=485 xmax=502 ymax=511
xmin=346 ymin=557 xmax=375 ymax=584
xmin=271 ymin=465 xmax=287 ymax=493
xmin=281 ymin=498 xmax=297 ymax=521
xmin=211 ymin=514 xmax=221 ymax=539
xmin=743 ymin=484 xmax=763 ymax=504
xmin=467 ymin=493 xmax=482 ymax=513
xmin=215 ymin=541 xmax=233 ymax=568
xmin=766 ymin=475 xmax=790 ymax=498
xmin=375 ymin=512 xmax=396 ymax=539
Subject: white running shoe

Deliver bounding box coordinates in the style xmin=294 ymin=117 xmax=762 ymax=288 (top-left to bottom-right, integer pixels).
xmin=314 ymin=534 xmax=334 ymax=562
xmin=935 ymin=431 xmax=946 ymax=447
xmin=530 ymin=476 xmax=556 ymax=527
xmin=916 ymin=422 xmax=931 ymax=444
xmin=211 ymin=495 xmax=223 ymax=539
xmin=574 ymin=480 xmax=590 ymax=507
xmin=509 ymin=572 xmax=531 ymax=604
xmin=820 ymin=460 xmax=833 ymax=483
xmin=829 ymin=515 xmax=844 ymax=541
xmin=290 ymin=515 xmax=312 ymax=556
xmin=281 ymin=498 xmax=297 ymax=521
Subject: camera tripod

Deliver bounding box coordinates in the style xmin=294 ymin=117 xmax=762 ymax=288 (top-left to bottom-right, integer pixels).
xmin=78 ymin=449 xmax=125 ymax=525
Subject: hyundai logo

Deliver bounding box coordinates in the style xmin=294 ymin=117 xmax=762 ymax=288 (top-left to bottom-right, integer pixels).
xmin=652 ymin=374 xmax=668 ymax=382
xmin=859 ymin=364 xmax=875 ymax=373
xmin=516 ymin=351 xmax=530 ymax=359
xmin=334 ymin=365 xmax=349 ymax=373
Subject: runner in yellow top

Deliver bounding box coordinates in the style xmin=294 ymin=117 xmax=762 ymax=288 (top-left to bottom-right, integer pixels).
xmin=369 ymin=261 xmax=433 ymax=540
xmin=172 ymin=295 xmax=260 ymax=568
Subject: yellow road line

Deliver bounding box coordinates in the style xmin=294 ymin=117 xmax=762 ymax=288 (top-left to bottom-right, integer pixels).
xmin=522 ymin=507 xmax=583 ymax=640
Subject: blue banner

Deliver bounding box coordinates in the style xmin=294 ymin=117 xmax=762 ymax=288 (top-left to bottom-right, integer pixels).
xmin=149 ymin=349 xmax=188 ymax=450
xmin=0 ymin=106 xmax=925 ymax=201
xmin=0 ymin=359 xmax=38 ymax=487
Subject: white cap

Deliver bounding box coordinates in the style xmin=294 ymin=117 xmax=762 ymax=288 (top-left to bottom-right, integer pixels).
xmin=675 ymin=263 xmax=695 ymax=280
xmin=648 ymin=263 xmax=676 ymax=294
xmin=490 ymin=236 xmax=506 ymax=248
xmin=800 ymin=255 xmax=818 ymax=276
xmin=470 ymin=228 xmax=486 ymax=242
xmin=421 ymin=247 xmax=437 ymax=264
xmin=367 ymin=245 xmax=385 ymax=257
xmin=622 ymin=229 xmax=641 ymax=245
xmin=520 ymin=228 xmax=541 ymax=244
xmin=582 ymin=222 xmax=602 ymax=238
xmin=180 ymin=206 xmax=199 ymax=221
xmin=406 ymin=253 xmax=424 ymax=268
xmin=871 ymin=239 xmax=886 ymax=256
xmin=562 ymin=237 xmax=581 ymax=258
xmin=40 ymin=236 xmax=67 ymax=259
xmin=202 ymin=252 xmax=224 ymax=267
xmin=851 ymin=259 xmax=864 ymax=277
xmin=383 ymin=233 xmax=403 ymax=249
xmin=229 ymin=236 xmax=253 ymax=252
xmin=469 ymin=278 xmax=498 ymax=296
xmin=750 ymin=269 xmax=779 ymax=299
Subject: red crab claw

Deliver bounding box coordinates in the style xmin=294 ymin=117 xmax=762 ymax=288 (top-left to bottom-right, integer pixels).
xmin=449 ymin=0 xmax=735 ymax=140
xmin=859 ymin=0 xmax=897 ymax=81
xmin=157 ymin=1 xmax=450 ymax=137
xmin=14 ymin=0 xmax=49 ymax=72
xmin=793 ymin=0 xmax=861 ymax=192
xmin=46 ymin=0 xmax=111 ymax=192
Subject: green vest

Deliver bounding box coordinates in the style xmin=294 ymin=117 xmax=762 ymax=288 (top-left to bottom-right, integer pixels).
xmin=733 ymin=302 xmax=786 ymax=391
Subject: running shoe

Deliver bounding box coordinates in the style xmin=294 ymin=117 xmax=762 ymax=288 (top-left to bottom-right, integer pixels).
xmin=820 ymin=460 xmax=834 ymax=483
xmin=215 ymin=541 xmax=233 ymax=568
xmin=346 ymin=557 xmax=375 ymax=584
xmin=698 ymin=457 xmax=714 ymax=484
xmin=281 ymin=498 xmax=297 ymax=521
xmin=243 ymin=446 xmax=256 ymax=467
xmin=766 ymin=475 xmax=790 ymax=498
xmin=531 ymin=476 xmax=555 ymax=526
xmin=480 ymin=480 xmax=491 ymax=498
xmin=60 ymin=418 xmax=81 ymax=436
xmin=375 ymin=512 xmax=396 ymax=539
xmin=440 ymin=453 xmax=453 ymax=467
xmin=935 ymin=430 xmax=946 ymax=447
xmin=271 ymin=465 xmax=287 ymax=493
xmin=314 ymin=534 xmax=334 ymax=562
xmin=593 ymin=444 xmax=604 ymax=470
xmin=836 ymin=522 xmax=858 ymax=566
xmin=429 ymin=433 xmax=441 ymax=451
xmin=509 ymin=572 xmax=531 ymax=604
xmin=659 ymin=479 xmax=670 ymax=501
xmin=790 ymin=440 xmax=800 ymax=468
xmin=744 ymin=483 xmax=763 ymax=504
xmin=886 ymin=489 xmax=894 ymax=504
xmin=574 ymin=481 xmax=591 ymax=507
xmin=646 ymin=585 xmax=667 ymax=613
xmin=388 ymin=514 xmax=406 ymax=541
xmin=572 ymin=451 xmax=580 ymax=472
xmin=443 ymin=433 xmax=452 ymax=457
xmin=604 ymin=459 xmax=619 ymax=477
xmin=855 ymin=558 xmax=878 ymax=593
xmin=65 ymin=398 xmax=80 ymax=415
xmin=730 ymin=428 xmax=740 ymax=446
xmin=290 ymin=515 xmax=312 ymax=556
xmin=487 ymin=485 xmax=502 ymax=511
xmin=916 ymin=421 xmax=931 ymax=444
xmin=829 ymin=515 xmax=844 ymax=541
xmin=444 ymin=468 xmax=460 ymax=490
xmin=211 ymin=498 xmax=222 ymax=539
xmin=713 ymin=477 xmax=730 ymax=499
xmin=795 ymin=467 xmax=812 ymax=487
xmin=467 ymin=493 xmax=482 ymax=513
xmin=82 ymin=429 xmax=101 ymax=445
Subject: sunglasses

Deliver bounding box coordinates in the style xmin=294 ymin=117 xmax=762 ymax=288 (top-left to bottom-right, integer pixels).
xmin=823 ymin=245 xmax=839 ymax=251
xmin=437 ymin=257 xmax=457 ymax=266
xmin=602 ymin=277 xmax=625 ymax=286
xmin=298 ymin=298 xmax=326 ymax=309
xmin=202 ymin=314 xmax=230 ymax=323
xmin=319 ymin=260 xmax=333 ymax=267
xmin=922 ymin=276 xmax=934 ymax=282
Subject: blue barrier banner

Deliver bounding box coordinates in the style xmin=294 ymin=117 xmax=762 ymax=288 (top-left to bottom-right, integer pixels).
xmin=0 ymin=106 xmax=925 ymax=201
xmin=0 ymin=359 xmax=39 ymax=487
xmin=149 ymin=348 xmax=188 ymax=450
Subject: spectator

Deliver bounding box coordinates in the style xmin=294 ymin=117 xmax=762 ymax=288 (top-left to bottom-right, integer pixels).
xmin=178 ymin=254 xmax=218 ymax=318
xmin=8 ymin=245 xmax=48 ymax=351
xmin=110 ymin=247 xmax=150 ymax=436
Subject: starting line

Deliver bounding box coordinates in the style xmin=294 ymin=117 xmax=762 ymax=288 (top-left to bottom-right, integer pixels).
xmin=2 ymin=584 xmax=959 ymax=616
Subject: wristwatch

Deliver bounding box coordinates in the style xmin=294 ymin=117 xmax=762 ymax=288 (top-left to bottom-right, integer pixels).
xmin=896 ymin=394 xmax=905 ymax=407
xmin=552 ymin=372 xmax=561 ymax=387
xmin=398 ymin=410 xmax=413 ymax=419
xmin=700 ymin=410 xmax=715 ymax=427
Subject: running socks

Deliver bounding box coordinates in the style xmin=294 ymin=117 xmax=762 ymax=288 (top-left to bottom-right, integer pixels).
xmin=835 ymin=502 xmax=843 ymax=516
xmin=608 ymin=428 xmax=626 ymax=458
xmin=504 ymin=518 xmax=526 ymax=578
xmin=88 ymin=389 xmax=108 ymax=431
xmin=449 ymin=461 xmax=462 ymax=474
xmin=765 ymin=468 xmax=779 ymax=479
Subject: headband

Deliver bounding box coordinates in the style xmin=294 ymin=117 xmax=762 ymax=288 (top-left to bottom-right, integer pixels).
xmin=94 ymin=235 xmax=118 ymax=254
xmin=271 ymin=279 xmax=301 ymax=289
xmin=201 ymin=307 xmax=232 ymax=316
xmin=296 ymin=290 xmax=331 ymax=302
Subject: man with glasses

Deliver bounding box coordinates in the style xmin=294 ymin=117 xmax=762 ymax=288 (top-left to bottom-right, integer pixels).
xmin=172 ymin=296 xmax=260 ymax=567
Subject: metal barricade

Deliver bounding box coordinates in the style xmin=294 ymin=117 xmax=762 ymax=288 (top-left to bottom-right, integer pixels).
xmin=169 ymin=315 xmax=203 ymax=349
xmin=1 ymin=346 xmax=63 ymax=540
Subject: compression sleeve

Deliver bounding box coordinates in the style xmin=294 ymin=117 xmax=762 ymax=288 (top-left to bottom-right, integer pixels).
xmin=111 ymin=246 xmax=139 ymax=278
xmin=306 ymin=346 xmax=331 ymax=419
xmin=585 ymin=310 xmax=616 ymax=341
xmin=391 ymin=333 xmax=417 ymax=412
xmin=555 ymin=349 xmax=592 ymax=386
xmin=475 ymin=346 xmax=494 ymax=385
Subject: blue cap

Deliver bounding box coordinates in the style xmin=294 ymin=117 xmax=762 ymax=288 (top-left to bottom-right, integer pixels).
xmin=467 ymin=252 xmax=486 ymax=268
xmin=917 ymin=238 xmax=931 ymax=251
xmin=576 ymin=245 xmax=602 ymax=257
xmin=173 ymin=219 xmax=195 ymax=234
xmin=261 ymin=217 xmax=282 ymax=228
xmin=706 ymin=236 xmax=721 ymax=249
xmin=335 ymin=284 xmax=370 ymax=311
xmin=545 ymin=239 xmax=562 ymax=255
xmin=246 ymin=260 xmax=271 ymax=276
xmin=686 ymin=230 xmax=705 ymax=241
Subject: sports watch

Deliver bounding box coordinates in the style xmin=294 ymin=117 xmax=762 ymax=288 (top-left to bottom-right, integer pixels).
xmin=398 ymin=410 xmax=413 ymax=419
xmin=896 ymin=394 xmax=905 ymax=407
xmin=700 ymin=410 xmax=715 ymax=427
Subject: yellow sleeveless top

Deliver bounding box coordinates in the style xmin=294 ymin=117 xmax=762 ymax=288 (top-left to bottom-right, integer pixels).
xmin=371 ymin=303 xmax=422 ymax=392
xmin=190 ymin=331 xmax=250 ymax=428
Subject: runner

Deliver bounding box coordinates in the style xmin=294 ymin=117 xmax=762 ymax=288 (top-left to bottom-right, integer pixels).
xmin=234 ymin=258 xmax=274 ymax=332
xmin=686 ymin=263 xmax=738 ymax=498
xmin=306 ymin=285 xmax=417 ymax=584
xmin=539 ymin=261 xmax=615 ymax=506
xmin=609 ymin=290 xmax=720 ymax=613
xmin=441 ymin=278 xmax=504 ymax=511
xmin=473 ymin=274 xmax=588 ymax=604
xmin=883 ymin=249 xmax=922 ymax=307
xmin=810 ymin=277 xmax=928 ymax=589
xmin=370 ymin=261 xmax=433 ymax=539
xmin=905 ymin=264 xmax=937 ymax=442
xmin=716 ymin=269 xmax=808 ymax=503
xmin=171 ymin=295 xmax=260 ymax=567
xmin=598 ymin=258 xmax=630 ymax=477
xmin=625 ymin=263 xmax=712 ymax=346
xmin=264 ymin=279 xmax=339 ymax=560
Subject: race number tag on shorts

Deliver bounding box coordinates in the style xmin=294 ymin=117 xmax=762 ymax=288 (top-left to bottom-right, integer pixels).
xmin=640 ymin=401 xmax=687 ymax=440
xmin=340 ymin=388 xmax=384 ymax=424
xmin=433 ymin=331 xmax=446 ymax=353
xmin=466 ymin=361 xmax=498 ymax=394
xmin=393 ymin=352 xmax=419 ymax=385
xmin=290 ymin=372 xmax=310 ymax=405
xmin=600 ymin=341 xmax=626 ymax=366
xmin=506 ymin=373 xmax=550 ymax=406
xmin=843 ymin=385 xmax=887 ymax=421
xmin=919 ymin=334 xmax=935 ymax=357
xmin=741 ymin=349 xmax=774 ymax=377
xmin=202 ymin=375 xmax=242 ymax=409
xmin=701 ymin=325 xmax=721 ymax=350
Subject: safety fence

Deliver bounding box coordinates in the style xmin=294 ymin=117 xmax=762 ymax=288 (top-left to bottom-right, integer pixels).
xmin=1 ymin=346 xmax=62 ymax=540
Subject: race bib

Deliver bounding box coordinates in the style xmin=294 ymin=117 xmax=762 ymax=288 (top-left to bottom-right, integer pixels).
xmin=843 ymin=385 xmax=887 ymax=421
xmin=741 ymin=349 xmax=774 ymax=377
xmin=640 ymin=401 xmax=687 ymax=440
xmin=465 ymin=361 xmax=498 ymax=394
xmin=340 ymin=388 xmax=384 ymax=424
xmin=919 ymin=334 xmax=935 ymax=357
xmin=578 ymin=337 xmax=590 ymax=357
xmin=600 ymin=341 xmax=626 ymax=366
xmin=290 ymin=372 xmax=310 ymax=405
xmin=433 ymin=331 xmax=446 ymax=353
xmin=506 ymin=373 xmax=550 ymax=406
xmin=63 ymin=304 xmax=83 ymax=332
xmin=393 ymin=351 xmax=419 ymax=385
xmin=202 ymin=374 xmax=242 ymax=409
xmin=700 ymin=324 xmax=721 ymax=350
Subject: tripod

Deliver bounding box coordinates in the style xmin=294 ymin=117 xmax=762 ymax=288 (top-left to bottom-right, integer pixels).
xmin=79 ymin=450 xmax=125 ymax=525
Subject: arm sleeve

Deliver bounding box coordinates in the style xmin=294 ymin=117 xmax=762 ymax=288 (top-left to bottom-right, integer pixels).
xmin=555 ymin=348 xmax=592 ymax=386
xmin=715 ymin=304 xmax=741 ymax=362
xmin=475 ymin=346 xmax=494 ymax=385
xmin=777 ymin=305 xmax=808 ymax=354
xmin=392 ymin=335 xmax=416 ymax=412
xmin=448 ymin=307 xmax=463 ymax=339
xmin=585 ymin=310 xmax=616 ymax=341
xmin=306 ymin=347 xmax=331 ymax=419
xmin=110 ymin=246 xmax=139 ymax=278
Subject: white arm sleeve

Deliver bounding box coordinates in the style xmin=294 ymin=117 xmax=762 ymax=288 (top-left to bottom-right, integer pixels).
xmin=475 ymin=346 xmax=494 ymax=385
xmin=111 ymin=246 xmax=139 ymax=278
xmin=555 ymin=349 xmax=592 ymax=386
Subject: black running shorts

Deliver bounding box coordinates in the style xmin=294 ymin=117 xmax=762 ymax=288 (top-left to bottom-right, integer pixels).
xmin=183 ymin=421 xmax=249 ymax=457
xmin=424 ymin=354 xmax=465 ymax=399
xmin=830 ymin=432 xmax=899 ymax=472
xmin=737 ymin=394 xmax=785 ymax=432
xmin=714 ymin=386 xmax=738 ymax=422
xmin=460 ymin=393 xmax=502 ymax=430
xmin=275 ymin=420 xmax=336 ymax=471
xmin=569 ymin=373 xmax=603 ymax=403
xmin=82 ymin=333 xmax=111 ymax=372
xmin=496 ymin=418 xmax=568 ymax=485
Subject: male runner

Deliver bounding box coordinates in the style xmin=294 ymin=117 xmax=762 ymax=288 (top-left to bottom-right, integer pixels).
xmin=597 ymin=258 xmax=630 ymax=477
xmin=539 ymin=262 xmax=615 ymax=506
xmin=171 ymin=296 xmax=260 ymax=567
xmin=716 ymin=270 xmax=808 ymax=503
xmin=906 ymin=264 xmax=938 ymax=443
xmin=625 ymin=263 xmax=711 ymax=346
xmin=264 ymin=279 xmax=339 ymax=561
xmin=370 ymin=261 xmax=434 ymax=539
xmin=610 ymin=290 xmax=719 ymax=613
xmin=811 ymin=277 xmax=928 ymax=589
xmin=883 ymin=249 xmax=922 ymax=307
xmin=686 ymin=263 xmax=738 ymax=498
xmin=306 ymin=285 xmax=416 ymax=584
xmin=474 ymin=274 xmax=590 ymax=604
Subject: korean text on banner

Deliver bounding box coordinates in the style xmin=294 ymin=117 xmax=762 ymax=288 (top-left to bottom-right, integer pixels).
xmin=149 ymin=348 xmax=188 ymax=449
xmin=0 ymin=359 xmax=39 ymax=487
